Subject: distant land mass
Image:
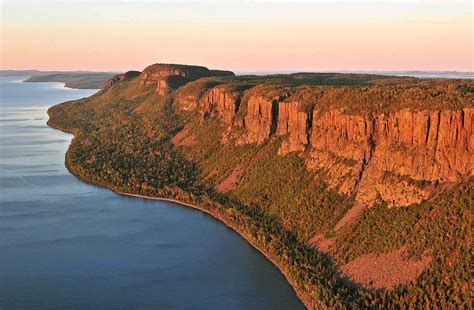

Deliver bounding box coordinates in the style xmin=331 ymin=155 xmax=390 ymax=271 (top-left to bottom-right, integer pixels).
xmin=0 ymin=70 xmax=46 ymax=76
xmin=0 ymin=70 xmax=117 ymax=89
xmin=47 ymin=63 xmax=473 ymax=309
xmin=236 ymin=70 xmax=474 ymax=79
xmin=1 ymin=70 xmax=472 ymax=90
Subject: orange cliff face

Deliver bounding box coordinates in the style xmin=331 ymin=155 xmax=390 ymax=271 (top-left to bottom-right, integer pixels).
xmin=170 ymin=81 xmax=474 ymax=208
xmin=355 ymin=108 xmax=473 ymax=206
xmin=276 ymin=100 xmax=310 ymax=155
xmin=201 ymin=86 xmax=241 ymax=126
xmin=307 ymin=107 xmax=473 ymax=207
xmin=307 ymin=109 xmax=373 ymax=196
xmin=237 ymin=86 xmax=292 ymax=145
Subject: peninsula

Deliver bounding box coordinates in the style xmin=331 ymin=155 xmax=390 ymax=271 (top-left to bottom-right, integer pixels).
xmin=47 ymin=63 xmax=473 ymax=309
xmin=0 ymin=70 xmax=116 ymax=89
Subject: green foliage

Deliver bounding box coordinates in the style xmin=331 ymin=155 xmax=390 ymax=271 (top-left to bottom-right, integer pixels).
xmin=333 ymin=202 xmax=421 ymax=263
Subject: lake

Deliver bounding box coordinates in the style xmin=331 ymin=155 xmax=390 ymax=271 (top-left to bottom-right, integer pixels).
xmin=0 ymin=77 xmax=304 ymax=309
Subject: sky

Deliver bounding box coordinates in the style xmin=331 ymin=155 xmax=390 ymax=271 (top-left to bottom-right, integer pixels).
xmin=0 ymin=0 xmax=472 ymax=72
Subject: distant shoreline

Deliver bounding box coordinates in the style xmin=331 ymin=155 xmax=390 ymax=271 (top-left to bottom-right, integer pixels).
xmin=0 ymin=71 xmax=115 ymax=89
xmin=235 ymin=70 xmax=474 ymax=79
xmin=23 ymin=73 xmax=113 ymax=89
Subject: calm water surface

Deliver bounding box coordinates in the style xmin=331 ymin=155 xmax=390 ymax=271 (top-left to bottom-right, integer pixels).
xmin=0 ymin=77 xmax=304 ymax=309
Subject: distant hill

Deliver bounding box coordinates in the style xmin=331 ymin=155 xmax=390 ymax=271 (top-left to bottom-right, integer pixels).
xmin=235 ymin=70 xmax=474 ymax=79
xmin=24 ymin=72 xmax=118 ymax=89
xmin=0 ymin=70 xmax=118 ymax=89
xmin=0 ymin=70 xmax=44 ymax=77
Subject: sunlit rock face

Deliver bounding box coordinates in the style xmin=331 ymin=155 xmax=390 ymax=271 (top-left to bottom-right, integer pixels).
xmin=276 ymin=101 xmax=310 ymax=155
xmin=201 ymin=86 xmax=241 ymax=125
xmin=171 ymin=75 xmax=473 ymax=208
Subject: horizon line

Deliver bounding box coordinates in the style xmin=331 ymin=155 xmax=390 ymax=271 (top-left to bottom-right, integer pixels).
xmin=2 ymin=68 xmax=473 ymax=74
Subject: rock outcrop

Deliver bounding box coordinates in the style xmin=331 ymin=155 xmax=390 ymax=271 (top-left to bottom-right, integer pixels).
xmin=240 ymin=95 xmax=278 ymax=144
xmin=139 ymin=63 xmax=233 ymax=95
xmin=276 ymin=101 xmax=310 ymax=155
xmin=306 ymin=107 xmax=474 ymax=207
xmin=355 ymin=107 xmax=474 ymax=206
xmin=239 ymin=90 xmax=291 ymax=145
xmin=172 ymin=79 xmax=223 ymax=112
xmin=201 ymin=86 xmax=241 ymax=125
xmin=306 ymin=109 xmax=373 ymax=195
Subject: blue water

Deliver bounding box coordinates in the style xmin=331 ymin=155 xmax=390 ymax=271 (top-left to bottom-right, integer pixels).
xmin=0 ymin=77 xmax=303 ymax=309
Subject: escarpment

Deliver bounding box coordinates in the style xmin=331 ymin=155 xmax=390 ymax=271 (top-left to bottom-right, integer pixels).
xmin=171 ymin=81 xmax=473 ymax=208
xmin=65 ymin=68 xmax=474 ymax=206
xmin=355 ymin=108 xmax=473 ymax=206
xmin=305 ymin=107 xmax=473 ymax=207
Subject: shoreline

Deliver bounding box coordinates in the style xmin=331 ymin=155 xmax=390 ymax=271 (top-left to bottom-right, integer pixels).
xmin=47 ymin=118 xmax=309 ymax=308
xmin=28 ymin=81 xmax=98 ymax=91
xmin=113 ymin=192 xmax=308 ymax=308
xmin=116 ymin=190 xmax=300 ymax=292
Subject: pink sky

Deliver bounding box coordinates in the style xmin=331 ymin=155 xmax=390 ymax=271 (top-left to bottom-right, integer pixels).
xmin=1 ymin=1 xmax=472 ymax=72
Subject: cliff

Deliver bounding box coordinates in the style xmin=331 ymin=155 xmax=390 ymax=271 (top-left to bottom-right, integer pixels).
xmin=201 ymin=86 xmax=242 ymax=125
xmin=172 ymin=80 xmax=473 ymax=210
xmin=276 ymin=100 xmax=310 ymax=154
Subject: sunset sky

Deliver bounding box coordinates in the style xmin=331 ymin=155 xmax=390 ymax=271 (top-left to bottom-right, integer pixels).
xmin=1 ymin=0 xmax=472 ymax=72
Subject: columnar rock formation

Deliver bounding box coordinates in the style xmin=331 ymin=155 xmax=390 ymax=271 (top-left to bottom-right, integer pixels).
xmin=237 ymin=90 xmax=291 ymax=145
xmin=276 ymin=101 xmax=310 ymax=155
xmin=170 ymin=81 xmax=473 ymax=208
xmin=306 ymin=107 xmax=472 ymax=206
xmin=307 ymin=109 xmax=374 ymax=195
xmin=201 ymin=87 xmax=241 ymax=125
xmin=240 ymin=95 xmax=279 ymax=144
xmin=356 ymin=108 xmax=473 ymax=206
